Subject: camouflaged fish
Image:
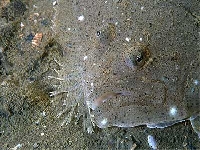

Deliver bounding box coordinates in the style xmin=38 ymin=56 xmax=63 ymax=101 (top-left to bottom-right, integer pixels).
xmin=52 ymin=0 xmax=200 ymax=136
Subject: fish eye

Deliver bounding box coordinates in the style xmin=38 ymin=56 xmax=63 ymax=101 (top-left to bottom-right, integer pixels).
xmin=124 ymin=44 xmax=150 ymax=70
xmin=136 ymin=53 xmax=144 ymax=63
xmin=96 ymin=23 xmax=116 ymax=44
xmin=96 ymin=31 xmax=101 ymax=37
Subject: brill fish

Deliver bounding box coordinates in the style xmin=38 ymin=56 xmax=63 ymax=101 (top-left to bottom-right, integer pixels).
xmin=53 ymin=0 xmax=200 ymax=136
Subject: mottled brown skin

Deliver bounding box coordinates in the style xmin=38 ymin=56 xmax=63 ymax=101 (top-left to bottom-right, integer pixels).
xmin=73 ymin=0 xmax=200 ymax=136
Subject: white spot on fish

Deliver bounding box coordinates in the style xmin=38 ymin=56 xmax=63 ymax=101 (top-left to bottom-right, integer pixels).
xmin=53 ymin=1 xmax=57 ymax=6
xmin=125 ymin=37 xmax=131 ymax=42
xmin=194 ymin=79 xmax=199 ymax=85
xmin=169 ymin=106 xmax=178 ymax=116
xmin=83 ymin=56 xmax=88 ymax=60
xmin=148 ymin=135 xmax=157 ymax=150
xmin=41 ymin=111 xmax=46 ymax=117
xmin=20 ymin=22 xmax=24 ymax=28
xmin=78 ymin=15 xmax=85 ymax=21
xmin=41 ymin=133 xmax=44 ymax=136
xmin=11 ymin=143 xmax=22 ymax=150
xmin=63 ymin=100 xmax=66 ymax=105
xmin=100 ymin=118 xmax=108 ymax=126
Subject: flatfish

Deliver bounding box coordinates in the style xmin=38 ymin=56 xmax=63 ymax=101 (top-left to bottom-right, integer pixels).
xmin=53 ymin=0 xmax=200 ymax=136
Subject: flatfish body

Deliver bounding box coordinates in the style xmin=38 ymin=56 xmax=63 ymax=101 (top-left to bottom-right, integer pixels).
xmin=72 ymin=0 xmax=200 ymax=129
xmin=54 ymin=0 xmax=200 ymax=134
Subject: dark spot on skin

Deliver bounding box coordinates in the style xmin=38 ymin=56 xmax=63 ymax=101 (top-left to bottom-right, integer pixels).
xmin=98 ymin=11 xmax=100 ymax=16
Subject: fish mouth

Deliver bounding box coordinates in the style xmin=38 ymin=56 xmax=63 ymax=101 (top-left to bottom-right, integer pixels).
xmin=90 ymin=77 xmax=167 ymax=110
